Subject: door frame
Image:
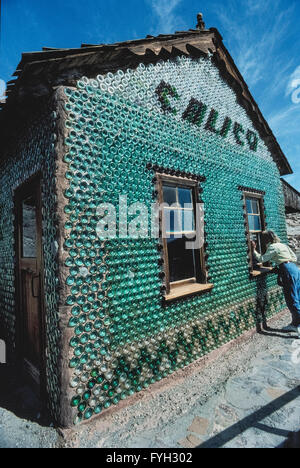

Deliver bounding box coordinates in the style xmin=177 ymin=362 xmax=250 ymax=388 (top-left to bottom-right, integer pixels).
xmin=14 ymin=172 xmax=47 ymax=398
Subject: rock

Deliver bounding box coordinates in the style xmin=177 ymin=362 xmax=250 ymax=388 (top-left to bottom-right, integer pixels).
xmin=178 ymin=434 xmax=202 ymax=448
xmin=286 ymin=213 xmax=300 ymax=253
xmin=266 ymin=387 xmax=286 ymax=400
xmin=188 ymin=417 xmax=210 ymax=435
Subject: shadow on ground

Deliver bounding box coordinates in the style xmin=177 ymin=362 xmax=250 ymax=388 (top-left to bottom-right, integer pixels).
xmin=258 ymin=325 xmax=299 ymax=339
xmin=278 ymin=430 xmax=300 ymax=448
xmin=0 ymin=364 xmax=52 ymax=427
xmin=197 ymin=386 xmax=300 ymax=448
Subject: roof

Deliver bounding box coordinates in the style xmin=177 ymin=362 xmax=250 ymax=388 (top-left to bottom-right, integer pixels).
xmin=281 ymin=179 xmax=300 ymax=212
xmin=282 ymin=178 xmax=300 ymax=197
xmin=0 ymin=25 xmax=293 ymax=176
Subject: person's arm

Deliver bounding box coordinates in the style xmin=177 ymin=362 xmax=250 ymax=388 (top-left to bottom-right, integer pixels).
xmin=252 ymin=248 xmax=262 ymax=262
xmin=251 ymin=242 xmax=276 ymax=264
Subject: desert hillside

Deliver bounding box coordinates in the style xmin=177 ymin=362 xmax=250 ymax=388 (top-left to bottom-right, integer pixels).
xmin=286 ymin=213 xmax=300 ymax=264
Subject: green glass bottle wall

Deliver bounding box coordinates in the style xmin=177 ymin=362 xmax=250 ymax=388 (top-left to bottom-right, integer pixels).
xmin=0 ymin=100 xmax=61 ymax=422
xmin=62 ymin=56 xmax=287 ymax=424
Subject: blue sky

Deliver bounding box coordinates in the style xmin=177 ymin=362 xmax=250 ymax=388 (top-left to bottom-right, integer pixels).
xmin=0 ymin=0 xmax=299 ymax=190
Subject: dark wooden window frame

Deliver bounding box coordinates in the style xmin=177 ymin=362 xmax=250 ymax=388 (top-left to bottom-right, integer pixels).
xmin=156 ymin=172 xmax=213 ymax=301
xmin=241 ymin=189 xmax=273 ymax=277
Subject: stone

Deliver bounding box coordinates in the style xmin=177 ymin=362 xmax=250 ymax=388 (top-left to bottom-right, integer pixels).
xmin=225 ymin=378 xmax=268 ymax=410
xmin=266 ymin=387 xmax=287 ymax=400
xmin=178 ymin=438 xmax=194 ymax=448
xmin=213 ymin=403 xmax=240 ymax=430
xmin=188 ymin=416 xmax=210 ymax=435
xmin=178 ymin=434 xmax=202 ymax=448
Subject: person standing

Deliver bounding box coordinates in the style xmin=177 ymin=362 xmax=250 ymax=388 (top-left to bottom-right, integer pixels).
xmin=251 ymin=230 xmax=300 ymax=335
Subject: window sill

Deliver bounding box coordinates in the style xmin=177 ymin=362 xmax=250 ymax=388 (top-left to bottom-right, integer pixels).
xmin=165 ymin=282 xmax=214 ymax=302
xmin=250 ymin=267 xmax=274 ymax=277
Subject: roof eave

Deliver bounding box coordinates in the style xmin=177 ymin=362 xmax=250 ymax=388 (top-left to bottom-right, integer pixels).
xmin=0 ymin=28 xmax=293 ymax=176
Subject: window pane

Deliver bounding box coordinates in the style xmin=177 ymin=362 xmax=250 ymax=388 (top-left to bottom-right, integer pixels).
xmin=254 ymin=216 xmax=261 ymax=231
xmin=246 ymin=198 xmax=252 ymax=214
xmin=178 ymin=187 xmax=192 ymax=207
xmin=167 ymin=236 xmax=196 ymax=282
xmin=250 ymin=233 xmax=262 ymax=253
xmin=250 ymin=233 xmax=262 ymax=269
xmin=256 ymin=233 xmax=262 ymax=254
xmin=22 ymin=195 xmax=37 ymax=258
xmin=182 ymin=209 xmax=195 ymax=232
xmin=248 ymin=215 xmax=255 ymax=231
xmin=163 ymin=185 xmax=177 ymax=205
xmin=251 ymin=199 xmax=259 ymax=214
xmin=163 ymin=208 xmax=181 ymax=234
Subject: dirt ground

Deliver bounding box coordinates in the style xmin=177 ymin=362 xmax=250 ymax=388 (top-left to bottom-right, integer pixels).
xmin=0 ymin=309 xmax=299 ymax=448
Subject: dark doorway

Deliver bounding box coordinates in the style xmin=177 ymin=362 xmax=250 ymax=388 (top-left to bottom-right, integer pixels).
xmin=15 ymin=174 xmax=46 ymax=396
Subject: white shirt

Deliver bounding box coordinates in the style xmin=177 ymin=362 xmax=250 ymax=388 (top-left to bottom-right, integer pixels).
xmin=253 ymin=242 xmax=298 ymax=266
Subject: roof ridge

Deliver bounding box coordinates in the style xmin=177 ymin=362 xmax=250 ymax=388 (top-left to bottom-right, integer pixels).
xmin=0 ymin=26 xmax=292 ymax=176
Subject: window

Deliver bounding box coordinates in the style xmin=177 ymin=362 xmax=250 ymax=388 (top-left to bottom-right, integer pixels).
xmin=22 ymin=195 xmax=38 ymax=258
xmin=163 ymin=184 xmax=196 ymax=283
xmin=157 ymin=172 xmax=213 ymax=301
xmin=242 ymin=189 xmax=271 ymax=275
xmin=246 ymin=196 xmax=263 ymax=258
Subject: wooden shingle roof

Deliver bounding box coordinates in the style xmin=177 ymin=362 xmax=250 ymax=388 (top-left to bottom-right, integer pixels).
xmin=0 ymin=27 xmax=292 ymax=175
xmin=282 ymin=179 xmax=300 ymax=212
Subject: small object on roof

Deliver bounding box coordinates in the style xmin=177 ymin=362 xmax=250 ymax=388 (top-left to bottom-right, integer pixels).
xmin=196 ymin=12 xmax=206 ymax=31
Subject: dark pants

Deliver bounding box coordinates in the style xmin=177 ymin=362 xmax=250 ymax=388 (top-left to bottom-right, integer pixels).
xmin=279 ymin=262 xmax=300 ymax=326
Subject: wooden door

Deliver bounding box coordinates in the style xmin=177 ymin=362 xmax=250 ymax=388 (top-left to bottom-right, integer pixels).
xmin=15 ymin=176 xmax=45 ymax=390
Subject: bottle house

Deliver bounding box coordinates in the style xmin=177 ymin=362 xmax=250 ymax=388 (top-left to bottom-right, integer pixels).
xmin=0 ymin=17 xmax=293 ymax=426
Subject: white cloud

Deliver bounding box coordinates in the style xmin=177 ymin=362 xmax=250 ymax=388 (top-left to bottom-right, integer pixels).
xmin=148 ymin=0 xmax=184 ymax=34
xmin=0 ymin=80 xmax=6 ymax=100
xmin=246 ymin=0 xmax=280 ymax=15
xmin=214 ymin=0 xmax=300 ymax=184
xmin=268 ymin=105 xmax=300 ymax=136
xmin=286 ymin=65 xmax=300 ymax=98
xmin=215 ymin=0 xmax=295 ymax=90
xmin=266 ymin=57 xmax=295 ymax=100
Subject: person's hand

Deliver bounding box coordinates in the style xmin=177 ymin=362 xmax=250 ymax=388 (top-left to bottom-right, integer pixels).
xmin=251 ymin=240 xmax=256 ymax=250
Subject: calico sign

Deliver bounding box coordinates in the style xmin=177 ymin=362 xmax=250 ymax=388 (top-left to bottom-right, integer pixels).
xmin=156 ymin=80 xmax=259 ymax=152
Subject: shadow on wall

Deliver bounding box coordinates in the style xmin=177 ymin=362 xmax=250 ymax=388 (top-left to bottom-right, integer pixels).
xmin=255 ymin=275 xmax=268 ymax=333
xmin=254 ymin=274 xmax=296 ymax=339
